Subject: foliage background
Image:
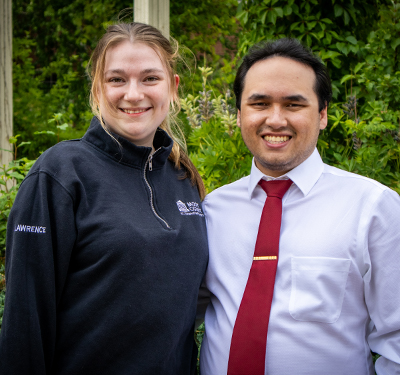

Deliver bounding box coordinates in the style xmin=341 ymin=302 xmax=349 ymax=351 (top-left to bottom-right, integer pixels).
xmin=1 ymin=1 xmax=400 ymax=369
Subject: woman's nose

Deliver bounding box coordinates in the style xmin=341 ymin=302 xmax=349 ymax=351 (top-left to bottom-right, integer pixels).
xmin=124 ymin=81 xmax=144 ymax=102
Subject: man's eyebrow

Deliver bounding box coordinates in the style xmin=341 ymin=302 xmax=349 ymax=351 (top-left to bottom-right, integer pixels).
xmin=104 ymin=68 xmax=165 ymax=75
xmin=247 ymin=94 xmax=272 ymax=101
xmin=246 ymin=94 xmax=309 ymax=102
xmin=282 ymin=94 xmax=309 ymax=102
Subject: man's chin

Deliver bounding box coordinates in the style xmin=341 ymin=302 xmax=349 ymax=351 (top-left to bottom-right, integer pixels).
xmin=255 ymin=157 xmax=295 ymax=177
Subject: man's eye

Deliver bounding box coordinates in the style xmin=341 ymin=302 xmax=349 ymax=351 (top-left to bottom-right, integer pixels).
xmin=287 ymin=103 xmax=301 ymax=107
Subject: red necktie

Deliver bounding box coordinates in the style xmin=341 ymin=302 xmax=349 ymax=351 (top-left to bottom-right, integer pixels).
xmin=227 ymin=179 xmax=292 ymax=375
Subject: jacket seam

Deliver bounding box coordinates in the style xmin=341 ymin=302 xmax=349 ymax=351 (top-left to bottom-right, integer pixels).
xmin=21 ymin=170 xmax=76 ymax=204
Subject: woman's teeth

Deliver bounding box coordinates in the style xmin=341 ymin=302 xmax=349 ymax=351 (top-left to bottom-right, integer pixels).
xmin=121 ymin=108 xmax=147 ymax=114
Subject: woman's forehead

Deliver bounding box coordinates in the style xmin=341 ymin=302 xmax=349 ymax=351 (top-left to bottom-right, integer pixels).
xmin=104 ymin=41 xmax=166 ymax=70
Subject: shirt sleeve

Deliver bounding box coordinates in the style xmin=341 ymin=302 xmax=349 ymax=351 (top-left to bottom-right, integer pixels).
xmin=364 ymin=188 xmax=400 ymax=374
xmin=0 ymin=170 xmax=77 ymax=374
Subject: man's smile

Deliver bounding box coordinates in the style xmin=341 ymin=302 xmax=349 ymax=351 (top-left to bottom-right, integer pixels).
xmin=262 ymin=135 xmax=291 ymax=144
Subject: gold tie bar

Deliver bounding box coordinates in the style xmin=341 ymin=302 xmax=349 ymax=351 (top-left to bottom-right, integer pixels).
xmin=253 ymin=256 xmax=277 ymax=261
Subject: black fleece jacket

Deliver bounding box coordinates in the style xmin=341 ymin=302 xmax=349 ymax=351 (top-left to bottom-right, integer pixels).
xmin=0 ymin=117 xmax=208 ymax=375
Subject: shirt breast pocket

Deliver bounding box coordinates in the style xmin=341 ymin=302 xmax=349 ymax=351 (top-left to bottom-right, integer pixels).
xmin=289 ymin=257 xmax=351 ymax=323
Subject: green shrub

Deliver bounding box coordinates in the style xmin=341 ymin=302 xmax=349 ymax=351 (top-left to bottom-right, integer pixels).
xmin=0 ymin=154 xmax=35 ymax=330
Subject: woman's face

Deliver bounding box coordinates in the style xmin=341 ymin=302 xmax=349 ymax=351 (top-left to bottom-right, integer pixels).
xmin=100 ymin=40 xmax=179 ymax=147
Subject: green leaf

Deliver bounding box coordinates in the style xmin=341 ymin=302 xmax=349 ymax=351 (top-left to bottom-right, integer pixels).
xmin=8 ymin=172 xmax=25 ymax=179
xmin=274 ymin=7 xmax=283 ymax=17
xmin=57 ymin=124 xmax=69 ymax=131
xmin=334 ymin=152 xmax=342 ymax=162
xmin=330 ymin=59 xmax=342 ymax=69
xmin=343 ymin=10 xmax=350 ymax=25
xmin=306 ymin=21 xmax=317 ymax=30
xmin=321 ymin=50 xmax=341 ymax=59
xmin=237 ymin=0 xmax=243 ymax=13
xmin=8 ymin=136 xmax=20 ymax=144
xmin=267 ymin=10 xmax=277 ymax=25
xmin=260 ymin=10 xmax=268 ymax=24
xmin=354 ymin=62 xmax=365 ymax=74
xmin=290 ymin=22 xmax=300 ymax=31
xmin=283 ymin=4 xmax=292 ymax=16
xmin=345 ymin=36 xmax=357 ymax=45
xmin=34 ymin=131 xmax=56 ymax=136
xmin=18 ymin=142 xmax=31 ymax=148
xmin=334 ymin=4 xmax=343 ymax=17
xmin=237 ymin=10 xmax=248 ymax=25
xmin=391 ymin=38 xmax=400 ymax=50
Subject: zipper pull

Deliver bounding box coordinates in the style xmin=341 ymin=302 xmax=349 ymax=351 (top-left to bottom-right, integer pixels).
xmin=148 ymin=154 xmax=153 ymax=171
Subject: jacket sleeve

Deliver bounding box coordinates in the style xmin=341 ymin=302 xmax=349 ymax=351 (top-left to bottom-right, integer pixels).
xmin=364 ymin=188 xmax=400 ymax=375
xmin=0 ymin=170 xmax=77 ymax=374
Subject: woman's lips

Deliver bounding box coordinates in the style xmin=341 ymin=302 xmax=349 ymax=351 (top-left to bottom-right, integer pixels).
xmin=120 ymin=107 xmax=151 ymax=114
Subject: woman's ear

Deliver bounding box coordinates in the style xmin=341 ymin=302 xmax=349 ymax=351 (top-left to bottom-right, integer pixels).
xmin=174 ymin=74 xmax=180 ymax=90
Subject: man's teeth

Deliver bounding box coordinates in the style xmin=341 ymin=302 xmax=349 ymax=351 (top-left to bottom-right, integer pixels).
xmin=264 ymin=135 xmax=290 ymax=144
xmin=122 ymin=109 xmax=146 ymax=114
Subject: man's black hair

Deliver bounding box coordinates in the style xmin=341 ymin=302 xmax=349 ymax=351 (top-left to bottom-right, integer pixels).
xmin=233 ymin=38 xmax=332 ymax=112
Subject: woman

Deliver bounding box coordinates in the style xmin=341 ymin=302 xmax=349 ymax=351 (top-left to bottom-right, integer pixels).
xmin=0 ymin=22 xmax=208 ymax=374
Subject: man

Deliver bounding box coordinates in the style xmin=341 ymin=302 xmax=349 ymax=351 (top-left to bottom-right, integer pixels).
xmin=199 ymin=38 xmax=400 ymax=375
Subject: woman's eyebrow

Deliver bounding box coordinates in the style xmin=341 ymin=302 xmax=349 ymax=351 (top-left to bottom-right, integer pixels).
xmin=141 ymin=68 xmax=165 ymax=74
xmin=104 ymin=68 xmax=125 ymax=75
xmin=104 ymin=68 xmax=165 ymax=75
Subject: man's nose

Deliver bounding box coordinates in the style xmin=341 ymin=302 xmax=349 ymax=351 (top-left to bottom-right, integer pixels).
xmin=265 ymin=106 xmax=287 ymax=128
xmin=124 ymin=81 xmax=144 ymax=102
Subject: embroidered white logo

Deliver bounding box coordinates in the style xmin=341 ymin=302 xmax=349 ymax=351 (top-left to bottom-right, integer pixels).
xmin=176 ymin=200 xmax=204 ymax=216
xmin=15 ymin=224 xmax=46 ymax=234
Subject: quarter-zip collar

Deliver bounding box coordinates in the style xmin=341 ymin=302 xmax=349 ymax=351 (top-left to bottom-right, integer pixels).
xmin=82 ymin=117 xmax=173 ymax=169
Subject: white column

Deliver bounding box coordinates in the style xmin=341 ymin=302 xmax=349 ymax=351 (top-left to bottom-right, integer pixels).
xmin=134 ymin=0 xmax=170 ymax=39
xmin=0 ymin=0 xmax=13 ymax=166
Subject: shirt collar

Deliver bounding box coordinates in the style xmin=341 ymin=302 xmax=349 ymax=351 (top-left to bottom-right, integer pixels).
xmin=248 ymin=148 xmax=324 ymax=199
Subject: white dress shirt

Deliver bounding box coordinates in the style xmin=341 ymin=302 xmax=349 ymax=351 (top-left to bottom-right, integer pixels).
xmin=200 ymin=149 xmax=400 ymax=375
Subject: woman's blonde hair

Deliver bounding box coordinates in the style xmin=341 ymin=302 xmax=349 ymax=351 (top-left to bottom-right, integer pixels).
xmin=87 ymin=22 xmax=205 ymax=199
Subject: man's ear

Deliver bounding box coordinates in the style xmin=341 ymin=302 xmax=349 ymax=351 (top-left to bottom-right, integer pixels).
xmin=319 ymin=106 xmax=328 ymax=130
xmin=237 ymin=110 xmax=241 ymax=128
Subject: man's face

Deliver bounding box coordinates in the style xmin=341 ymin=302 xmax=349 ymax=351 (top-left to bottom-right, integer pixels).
xmin=237 ymin=56 xmax=327 ymax=177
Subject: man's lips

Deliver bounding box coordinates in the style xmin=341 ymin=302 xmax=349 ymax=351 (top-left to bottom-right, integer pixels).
xmin=120 ymin=107 xmax=151 ymax=114
xmin=262 ymin=135 xmax=291 ymax=144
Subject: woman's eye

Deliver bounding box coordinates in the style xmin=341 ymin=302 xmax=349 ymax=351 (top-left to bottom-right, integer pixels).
xmin=145 ymin=76 xmax=159 ymax=82
xmin=108 ymin=77 xmax=123 ymax=83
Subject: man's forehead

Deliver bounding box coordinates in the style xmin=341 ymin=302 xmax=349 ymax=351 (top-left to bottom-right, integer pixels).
xmin=242 ymin=57 xmax=317 ymax=98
